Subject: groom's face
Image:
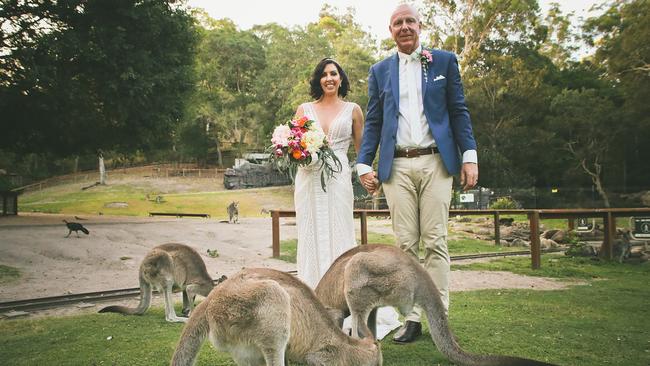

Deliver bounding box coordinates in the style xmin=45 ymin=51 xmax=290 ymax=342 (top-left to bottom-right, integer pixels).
xmin=389 ymin=5 xmax=421 ymax=54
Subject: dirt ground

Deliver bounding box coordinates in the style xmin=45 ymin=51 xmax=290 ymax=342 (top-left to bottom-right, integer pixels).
xmin=0 ymin=213 xmax=577 ymax=318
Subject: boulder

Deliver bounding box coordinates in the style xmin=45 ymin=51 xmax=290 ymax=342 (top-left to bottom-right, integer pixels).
xmin=511 ymin=238 xmax=530 ymax=247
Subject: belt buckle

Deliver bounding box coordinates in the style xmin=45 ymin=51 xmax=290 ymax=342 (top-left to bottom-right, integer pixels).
xmin=405 ymin=147 xmax=417 ymax=158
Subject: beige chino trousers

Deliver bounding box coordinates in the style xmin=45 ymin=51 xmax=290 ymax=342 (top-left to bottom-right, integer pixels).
xmin=382 ymin=153 xmax=453 ymax=321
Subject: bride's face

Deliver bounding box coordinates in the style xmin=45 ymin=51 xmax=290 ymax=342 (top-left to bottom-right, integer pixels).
xmin=320 ymin=63 xmax=341 ymax=96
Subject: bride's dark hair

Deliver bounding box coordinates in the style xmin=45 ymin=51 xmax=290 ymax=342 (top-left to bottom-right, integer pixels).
xmin=309 ymin=58 xmax=350 ymax=99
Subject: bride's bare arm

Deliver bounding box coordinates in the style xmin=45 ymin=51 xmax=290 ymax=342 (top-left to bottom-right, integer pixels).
xmin=294 ymin=104 xmax=305 ymax=119
xmin=351 ymin=103 xmax=364 ymax=154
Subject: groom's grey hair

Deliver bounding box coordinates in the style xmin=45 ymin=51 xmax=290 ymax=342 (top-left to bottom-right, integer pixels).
xmin=390 ymin=3 xmax=421 ymax=23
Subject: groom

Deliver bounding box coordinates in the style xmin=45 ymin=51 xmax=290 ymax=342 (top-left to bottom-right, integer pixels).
xmin=357 ymin=4 xmax=478 ymax=343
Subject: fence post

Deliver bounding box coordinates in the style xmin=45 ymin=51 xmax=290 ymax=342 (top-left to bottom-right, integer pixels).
xmin=272 ymin=210 xmax=280 ymax=258
xmin=528 ymin=210 xmax=541 ymax=269
xmin=494 ymin=211 xmax=500 ymax=245
xmin=360 ymin=211 xmax=368 ymax=245
xmin=602 ymin=212 xmax=615 ymax=260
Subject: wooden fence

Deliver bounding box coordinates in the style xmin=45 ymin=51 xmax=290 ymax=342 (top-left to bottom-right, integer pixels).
xmin=270 ymin=208 xmax=650 ymax=269
xmin=15 ymin=165 xmax=226 ymax=193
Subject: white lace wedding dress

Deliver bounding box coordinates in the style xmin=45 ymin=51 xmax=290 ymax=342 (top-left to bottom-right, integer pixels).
xmin=295 ymin=101 xmax=356 ymax=289
xmin=295 ymin=101 xmax=400 ymax=340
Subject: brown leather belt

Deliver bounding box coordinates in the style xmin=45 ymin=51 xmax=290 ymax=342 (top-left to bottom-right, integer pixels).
xmin=394 ymin=146 xmax=439 ymax=158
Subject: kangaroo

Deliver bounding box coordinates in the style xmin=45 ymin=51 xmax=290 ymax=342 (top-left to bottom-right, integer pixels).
xmin=227 ymin=201 xmax=239 ymax=224
xmin=171 ymin=268 xmax=382 ymax=366
xmin=99 ymin=243 xmax=220 ymax=323
xmin=315 ymin=244 xmax=558 ymax=366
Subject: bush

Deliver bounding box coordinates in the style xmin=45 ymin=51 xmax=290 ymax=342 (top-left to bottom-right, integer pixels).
xmin=490 ymin=196 xmax=519 ymax=209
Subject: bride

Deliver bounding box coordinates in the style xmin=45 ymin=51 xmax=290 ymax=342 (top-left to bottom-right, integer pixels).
xmin=293 ymin=58 xmax=400 ymax=339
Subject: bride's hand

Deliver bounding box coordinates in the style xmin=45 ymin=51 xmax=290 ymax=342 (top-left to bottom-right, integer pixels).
xmin=360 ymin=172 xmax=377 ymax=194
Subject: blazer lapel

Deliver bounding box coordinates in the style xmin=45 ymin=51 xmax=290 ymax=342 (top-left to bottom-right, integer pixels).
xmin=390 ymin=53 xmax=400 ymax=112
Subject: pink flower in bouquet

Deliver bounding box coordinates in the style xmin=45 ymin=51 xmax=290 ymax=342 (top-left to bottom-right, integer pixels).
xmin=271 ymin=125 xmax=291 ymax=146
xmin=291 ymin=127 xmax=304 ymax=139
xmin=288 ymin=138 xmax=301 ymax=149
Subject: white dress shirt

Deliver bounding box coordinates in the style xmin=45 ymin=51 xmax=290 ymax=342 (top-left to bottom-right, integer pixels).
xmin=357 ymin=46 xmax=477 ymax=177
xmin=396 ymin=45 xmax=436 ymax=149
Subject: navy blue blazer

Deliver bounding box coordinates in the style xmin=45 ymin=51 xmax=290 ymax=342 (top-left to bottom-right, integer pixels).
xmin=358 ymin=49 xmax=477 ymax=182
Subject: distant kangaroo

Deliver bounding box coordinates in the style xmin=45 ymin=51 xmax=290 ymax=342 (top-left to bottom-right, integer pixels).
xmin=62 ymin=220 xmax=89 ymax=237
xmin=315 ymin=244 xmax=558 ymax=366
xmin=227 ymin=201 xmax=239 ymax=224
xmin=99 ymin=243 xmax=223 ymax=322
xmin=170 ymin=268 xmax=382 ymax=366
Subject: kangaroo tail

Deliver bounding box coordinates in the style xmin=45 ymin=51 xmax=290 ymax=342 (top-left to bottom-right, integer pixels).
xmin=99 ymin=274 xmax=152 ymax=315
xmin=171 ymin=300 xmax=210 ymax=366
xmin=417 ymin=267 xmax=558 ymax=366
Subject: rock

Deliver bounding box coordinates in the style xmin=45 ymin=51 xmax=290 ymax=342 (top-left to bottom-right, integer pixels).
xmin=541 ymin=229 xmax=559 ymax=239
xmin=550 ymin=230 xmax=567 ymax=243
xmin=454 ymin=216 xmax=472 ymax=223
xmin=540 ymin=238 xmax=559 ymax=249
xmin=511 ymin=238 xmax=529 ymax=247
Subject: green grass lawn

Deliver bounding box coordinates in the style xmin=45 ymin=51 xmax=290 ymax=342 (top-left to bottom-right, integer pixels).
xmin=1 ymin=257 xmax=648 ymax=365
xmin=494 ymin=214 xmax=632 ymax=232
xmin=278 ymin=235 xmax=508 ymax=264
xmin=20 ymin=184 xmax=294 ymax=219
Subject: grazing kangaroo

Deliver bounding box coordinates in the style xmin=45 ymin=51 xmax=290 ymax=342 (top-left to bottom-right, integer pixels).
xmin=63 ymin=219 xmax=89 ymax=237
xmin=227 ymin=201 xmax=239 ymax=224
xmin=170 ymin=268 xmax=382 ymax=366
xmin=315 ymin=244 xmax=557 ymax=366
xmin=99 ymin=243 xmax=220 ymax=323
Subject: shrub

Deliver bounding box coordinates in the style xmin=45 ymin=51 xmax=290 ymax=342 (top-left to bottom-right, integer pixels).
xmin=490 ymin=196 xmax=519 ymax=209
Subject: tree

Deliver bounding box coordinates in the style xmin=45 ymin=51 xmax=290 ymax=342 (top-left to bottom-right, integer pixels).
xmin=0 ymin=0 xmax=197 ymax=157
xmin=420 ymin=0 xmax=542 ymax=70
xmin=187 ymin=19 xmax=266 ymax=162
xmin=584 ymin=0 xmax=650 ymax=191
xmin=546 ymin=88 xmax=618 ymax=206
xmin=540 ymin=2 xmax=579 ymax=67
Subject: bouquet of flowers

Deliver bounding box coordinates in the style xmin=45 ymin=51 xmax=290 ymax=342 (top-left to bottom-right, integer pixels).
xmin=268 ymin=115 xmax=342 ymax=191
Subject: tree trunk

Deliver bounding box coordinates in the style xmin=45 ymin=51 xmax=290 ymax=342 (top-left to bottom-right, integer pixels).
xmin=99 ymin=155 xmax=107 ymax=185
xmin=592 ymin=175 xmax=610 ymax=208
xmin=238 ymin=130 xmax=247 ymax=158
xmin=215 ymin=139 xmax=223 ymax=168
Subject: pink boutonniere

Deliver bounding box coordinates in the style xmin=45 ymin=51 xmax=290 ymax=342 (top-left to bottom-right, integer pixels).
xmin=420 ymin=49 xmax=433 ymax=82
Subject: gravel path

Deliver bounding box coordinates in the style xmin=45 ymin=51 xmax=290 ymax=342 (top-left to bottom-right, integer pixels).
xmin=0 ymin=213 xmax=578 ymax=318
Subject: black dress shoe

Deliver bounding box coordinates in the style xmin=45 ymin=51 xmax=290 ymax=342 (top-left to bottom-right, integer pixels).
xmin=392 ymin=320 xmax=422 ymax=343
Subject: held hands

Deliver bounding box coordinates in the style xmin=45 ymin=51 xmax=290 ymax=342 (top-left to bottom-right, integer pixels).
xmin=360 ymin=171 xmax=379 ymax=195
xmin=460 ymin=162 xmax=479 ymax=191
